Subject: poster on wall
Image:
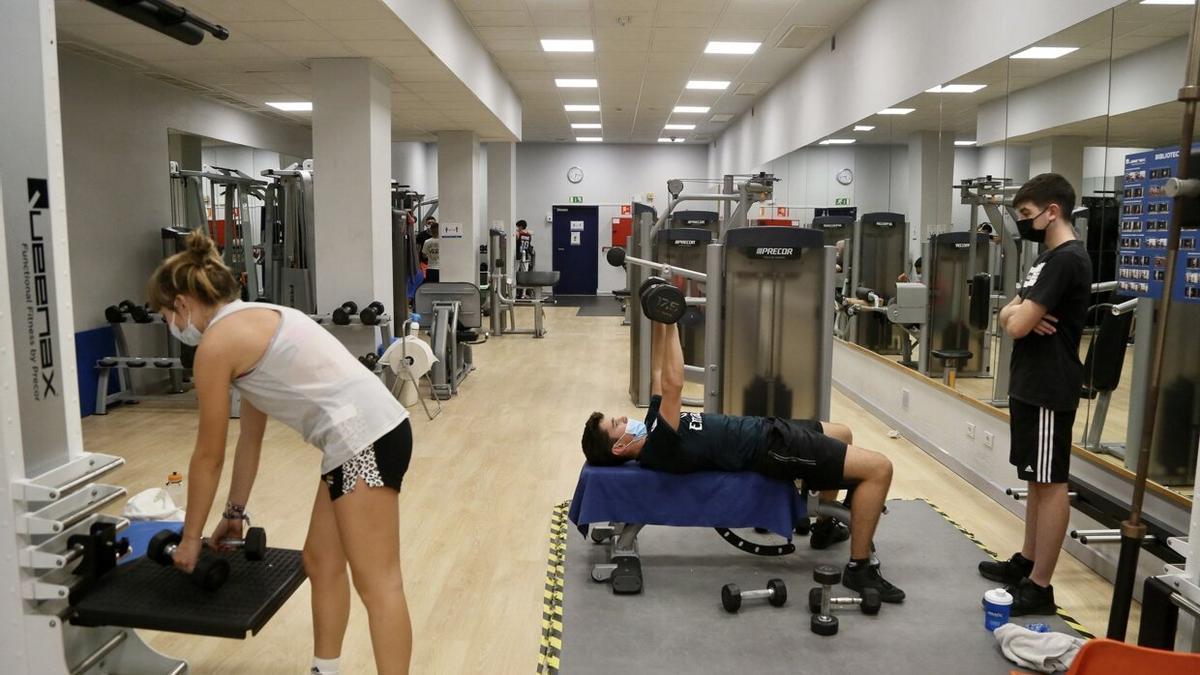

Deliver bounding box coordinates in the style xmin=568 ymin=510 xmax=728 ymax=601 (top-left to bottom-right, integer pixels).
xmin=1116 ymin=144 xmax=1200 ymax=304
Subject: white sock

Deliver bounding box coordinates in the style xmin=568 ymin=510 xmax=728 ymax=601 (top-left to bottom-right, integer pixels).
xmin=312 ymin=656 xmax=340 ymax=675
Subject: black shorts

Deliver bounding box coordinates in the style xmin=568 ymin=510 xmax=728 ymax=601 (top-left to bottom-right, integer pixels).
xmin=1009 ymin=398 xmax=1074 ymax=484
xmin=322 ymin=420 xmax=413 ymax=501
xmin=750 ymin=419 xmax=847 ymax=490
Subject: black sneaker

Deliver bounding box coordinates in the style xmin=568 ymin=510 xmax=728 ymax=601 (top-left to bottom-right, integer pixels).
xmin=843 ymin=562 xmax=906 ymax=603
xmin=978 ymin=552 xmax=1034 ymax=585
xmin=810 ymin=518 xmax=850 ymax=550
xmin=1009 ymin=577 xmax=1056 ymax=616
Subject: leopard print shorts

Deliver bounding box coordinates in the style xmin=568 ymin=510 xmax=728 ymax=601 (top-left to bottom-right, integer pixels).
xmin=321 ymin=420 xmax=412 ymax=501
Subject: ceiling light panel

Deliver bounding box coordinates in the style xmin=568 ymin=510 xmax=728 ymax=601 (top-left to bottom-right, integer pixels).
xmin=556 ymin=78 xmax=598 ymax=88
xmin=686 ymin=80 xmax=730 ymax=90
xmin=878 ymin=107 xmax=915 ymax=115
xmin=571 ymin=123 xmax=602 ymax=129
xmin=819 ymin=139 xmax=855 ymax=145
xmin=955 ymin=140 xmax=978 ymax=146
xmin=266 ymin=101 xmax=312 ymax=111
xmin=658 ymin=138 xmax=687 ymax=143
xmin=1010 ymin=46 xmax=1078 ymax=59
xmin=853 ymin=125 xmax=875 ymax=131
xmin=542 ymin=39 xmax=594 ymax=52
xmin=565 ymin=104 xmax=601 ymax=111
xmin=673 ymin=105 xmax=710 ymax=113
xmin=925 ymin=84 xmax=987 ymax=93
xmin=704 ymin=41 xmax=760 ymax=54
xmin=576 ymin=136 xmax=603 ymax=142
xmin=664 ymin=123 xmax=695 ymax=130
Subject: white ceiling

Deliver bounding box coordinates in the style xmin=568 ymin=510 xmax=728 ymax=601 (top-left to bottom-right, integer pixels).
xmin=53 ymin=0 xmax=513 ymax=141
xmin=453 ymin=0 xmax=869 ymax=143
xmin=821 ymin=2 xmax=1193 ymax=149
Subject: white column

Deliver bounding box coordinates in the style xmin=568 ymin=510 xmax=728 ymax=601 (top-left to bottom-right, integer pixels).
xmin=907 ymin=131 xmax=956 ymax=246
xmin=486 ymin=142 xmax=516 ymax=280
xmin=435 ymin=131 xmax=481 ymax=284
xmin=1029 ymin=136 xmax=1085 ymax=197
xmin=311 ymin=58 xmax=393 ymax=314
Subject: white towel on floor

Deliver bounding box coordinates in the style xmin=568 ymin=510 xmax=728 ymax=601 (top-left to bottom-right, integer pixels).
xmin=994 ymin=623 xmax=1086 ymax=673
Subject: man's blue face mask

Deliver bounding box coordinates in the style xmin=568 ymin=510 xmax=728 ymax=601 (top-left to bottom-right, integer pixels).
xmin=625 ymin=419 xmax=647 ymax=439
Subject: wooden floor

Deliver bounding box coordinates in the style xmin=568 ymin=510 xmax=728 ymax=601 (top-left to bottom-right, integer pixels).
xmin=84 ymin=305 xmax=1139 ymax=674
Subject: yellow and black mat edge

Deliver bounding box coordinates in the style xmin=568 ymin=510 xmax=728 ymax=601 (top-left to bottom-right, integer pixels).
xmin=535 ymin=496 xmax=1095 ymax=673
xmin=917 ymin=497 xmax=1096 ymax=639
xmin=537 ymin=501 xmax=570 ymax=675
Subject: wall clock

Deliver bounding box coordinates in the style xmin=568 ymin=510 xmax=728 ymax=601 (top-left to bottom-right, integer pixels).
xmin=567 ymin=166 xmax=584 ymax=184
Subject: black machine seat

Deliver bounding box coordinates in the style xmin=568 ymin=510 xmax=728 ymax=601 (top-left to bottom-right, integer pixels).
xmin=1081 ymin=303 xmax=1134 ymax=394
xmin=515 ymin=270 xmax=560 ymax=287
xmin=72 ymin=548 xmax=305 ymax=639
xmin=612 ymin=288 xmax=631 ymax=298
xmin=931 ymin=349 xmax=973 ymax=364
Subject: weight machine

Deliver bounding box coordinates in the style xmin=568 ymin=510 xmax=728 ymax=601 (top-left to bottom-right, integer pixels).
xmin=260 ymin=160 xmax=316 ymax=313
xmin=168 ymin=161 xmax=268 ymax=302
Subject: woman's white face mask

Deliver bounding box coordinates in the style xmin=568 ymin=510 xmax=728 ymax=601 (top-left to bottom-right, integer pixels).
xmin=169 ymin=302 xmax=204 ymax=347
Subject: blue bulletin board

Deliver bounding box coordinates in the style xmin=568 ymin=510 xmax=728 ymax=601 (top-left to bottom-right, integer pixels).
xmin=1117 ymin=145 xmax=1200 ymax=303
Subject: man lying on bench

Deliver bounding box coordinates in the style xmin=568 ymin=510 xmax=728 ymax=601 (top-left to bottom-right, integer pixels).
xmin=580 ymin=321 xmax=904 ymax=603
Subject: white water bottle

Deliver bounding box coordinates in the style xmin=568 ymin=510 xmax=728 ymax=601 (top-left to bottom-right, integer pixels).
xmin=165 ymin=471 xmax=185 ymax=509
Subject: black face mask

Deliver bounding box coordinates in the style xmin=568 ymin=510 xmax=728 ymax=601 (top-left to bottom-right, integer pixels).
xmin=1016 ymin=207 xmax=1049 ymax=243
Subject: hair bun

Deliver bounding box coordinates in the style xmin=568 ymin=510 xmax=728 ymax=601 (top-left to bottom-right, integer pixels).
xmin=184 ymin=229 xmax=217 ymax=258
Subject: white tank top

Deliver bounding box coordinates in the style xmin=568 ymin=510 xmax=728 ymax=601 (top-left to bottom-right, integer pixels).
xmin=208 ymin=301 xmax=409 ymax=474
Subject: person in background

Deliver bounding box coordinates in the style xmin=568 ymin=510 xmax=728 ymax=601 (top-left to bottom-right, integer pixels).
xmin=515 ymin=219 xmax=534 ymax=298
xmin=421 ymin=222 xmax=440 ymax=284
xmin=417 ymin=216 xmax=436 ymax=265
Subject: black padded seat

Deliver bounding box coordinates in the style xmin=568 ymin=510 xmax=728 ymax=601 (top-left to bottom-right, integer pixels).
xmin=516 ymin=270 xmax=561 ymax=287
xmin=931 ymin=348 xmax=973 ymax=363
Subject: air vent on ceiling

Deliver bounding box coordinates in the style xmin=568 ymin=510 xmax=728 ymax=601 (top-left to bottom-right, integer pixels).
xmin=709 ymin=113 xmax=733 ymax=123
xmin=776 ymin=25 xmax=829 ymax=50
xmin=734 ymin=82 xmax=767 ymax=96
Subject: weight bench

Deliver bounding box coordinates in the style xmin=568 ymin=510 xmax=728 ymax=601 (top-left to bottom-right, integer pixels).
xmin=612 ymin=288 xmax=631 ymax=326
xmin=568 ymin=463 xmax=851 ymax=595
xmin=512 ymin=270 xmax=560 ymax=338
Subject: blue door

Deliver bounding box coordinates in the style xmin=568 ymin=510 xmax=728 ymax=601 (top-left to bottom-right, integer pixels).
xmin=552 ymin=205 xmax=599 ymax=294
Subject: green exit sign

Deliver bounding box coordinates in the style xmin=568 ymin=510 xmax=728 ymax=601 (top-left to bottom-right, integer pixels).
xmin=569 ymin=195 xmax=583 ymax=204
xmin=834 ymin=197 xmax=849 ymax=206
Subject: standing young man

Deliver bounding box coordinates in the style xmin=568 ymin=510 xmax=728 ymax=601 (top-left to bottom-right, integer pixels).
xmin=979 ymin=173 xmax=1092 ymax=615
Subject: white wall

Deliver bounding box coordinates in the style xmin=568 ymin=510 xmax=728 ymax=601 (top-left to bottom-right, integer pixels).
xmin=710 ymin=0 xmax=1122 ymax=173
xmin=514 ymin=142 xmax=709 ymax=294
xmin=58 ymin=51 xmax=311 ymax=332
xmin=391 ymin=141 xmax=436 ymax=193
xmin=762 ymin=144 xmax=908 ymax=219
xmin=1083 ymin=145 xmax=1148 ymax=196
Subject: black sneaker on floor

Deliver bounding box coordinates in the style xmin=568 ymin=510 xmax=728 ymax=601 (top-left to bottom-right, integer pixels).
xmin=810 ymin=518 xmax=850 ymax=550
xmin=842 ymin=563 xmax=906 ymax=603
xmin=1009 ymin=577 xmax=1057 ymax=616
xmin=978 ymin=552 xmax=1034 ymax=585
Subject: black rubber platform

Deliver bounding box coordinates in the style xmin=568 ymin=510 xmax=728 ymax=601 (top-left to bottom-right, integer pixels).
xmin=71 ymin=548 xmax=306 ymax=639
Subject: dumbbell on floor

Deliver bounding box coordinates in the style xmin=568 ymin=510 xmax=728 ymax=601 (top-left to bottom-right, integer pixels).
xmin=639 ymin=276 xmax=687 ymax=324
xmin=332 ymin=301 xmax=359 ymax=326
xmin=721 ymin=578 xmax=787 ymax=613
xmin=808 ymin=564 xmax=881 ymax=636
xmin=147 ymin=530 xmax=230 ymax=591
xmin=360 ymin=301 xmax=386 ymax=325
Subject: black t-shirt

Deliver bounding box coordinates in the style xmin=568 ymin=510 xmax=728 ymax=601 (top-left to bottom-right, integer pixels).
xmin=637 ymin=395 xmax=771 ymax=473
xmin=1010 ymin=239 xmax=1093 ymax=411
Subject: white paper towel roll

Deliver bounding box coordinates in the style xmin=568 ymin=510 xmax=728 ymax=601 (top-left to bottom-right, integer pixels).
xmin=382 ymin=335 xmax=438 ymax=378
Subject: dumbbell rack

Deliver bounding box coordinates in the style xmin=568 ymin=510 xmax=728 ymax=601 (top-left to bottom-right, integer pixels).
xmin=309 ymin=311 xmax=395 ymax=382
xmin=94 ymin=311 xmax=241 ymax=418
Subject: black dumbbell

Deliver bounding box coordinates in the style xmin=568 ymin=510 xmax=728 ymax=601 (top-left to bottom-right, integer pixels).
xmin=104 ymin=305 xmax=127 ymax=323
xmin=606 ymin=246 xmax=627 ymax=267
xmin=641 ymin=281 xmax=687 ymax=324
xmin=146 ymin=530 xmax=230 ymax=591
xmin=332 ymin=301 xmax=359 ymax=326
xmin=129 ymin=304 xmax=153 ymax=323
xmin=639 ymin=275 xmax=667 ymax=297
xmin=360 ymin=301 xmax=386 ymax=325
xmin=205 ymin=526 xmax=267 ymax=561
xmin=359 ymin=352 xmax=379 ymax=371
xmin=721 ymin=578 xmax=787 ymax=613
xmin=808 ymin=584 xmax=881 ymax=616
xmin=127 ymin=358 xmax=146 ymax=368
